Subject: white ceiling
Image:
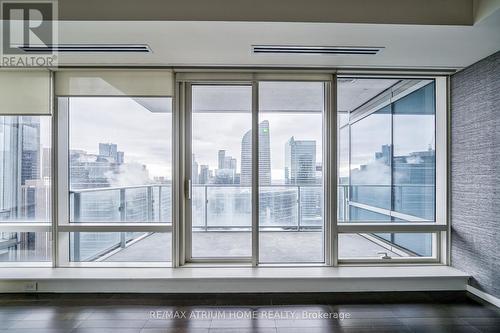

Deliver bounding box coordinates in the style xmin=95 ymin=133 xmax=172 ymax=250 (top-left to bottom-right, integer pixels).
xmin=54 ymin=9 xmax=500 ymax=69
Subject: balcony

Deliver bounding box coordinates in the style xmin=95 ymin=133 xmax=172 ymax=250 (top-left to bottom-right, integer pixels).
xmin=62 ymin=184 xmax=430 ymax=263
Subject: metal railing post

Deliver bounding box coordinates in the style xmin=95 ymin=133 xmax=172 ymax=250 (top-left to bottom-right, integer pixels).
xmin=120 ymin=232 xmax=126 ymax=248
xmin=297 ymin=185 xmax=301 ymax=231
xmin=158 ymin=186 xmax=162 ymax=222
xmin=73 ymin=232 xmax=80 ymax=261
xmin=204 ymin=185 xmax=208 ymax=231
xmin=147 ymin=185 xmax=153 ymax=222
xmin=346 ymin=185 xmax=350 ymax=221
xmin=73 ymin=192 xmax=81 ymax=222
xmin=119 ymin=188 xmax=126 ymax=222
xmin=119 ymin=188 xmax=127 ymax=249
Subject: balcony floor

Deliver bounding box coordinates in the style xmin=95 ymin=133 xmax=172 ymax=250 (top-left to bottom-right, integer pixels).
xmin=103 ymin=232 xmax=403 ymax=262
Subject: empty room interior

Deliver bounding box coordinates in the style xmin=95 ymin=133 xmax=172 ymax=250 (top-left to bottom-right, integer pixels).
xmin=0 ymin=0 xmax=499 ymax=332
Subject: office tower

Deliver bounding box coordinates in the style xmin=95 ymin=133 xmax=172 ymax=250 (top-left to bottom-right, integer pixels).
xmin=214 ymin=169 xmax=235 ymax=184
xmin=375 ymin=144 xmax=392 ymax=166
xmin=116 ymin=151 xmax=125 ymax=165
xmin=20 ymin=117 xmax=41 ymax=186
xmin=229 ymin=158 xmax=237 ymax=171
xmin=0 ymin=116 xmax=41 ymax=220
xmin=70 ymin=143 xmax=125 ymax=189
xmin=99 ymin=143 xmax=118 ymax=160
xmin=192 ymin=154 xmax=199 ymax=184
xmin=240 ymin=120 xmax=271 ymax=185
xmin=199 ymin=165 xmax=209 ymax=184
xmin=284 ymin=136 xmax=316 ymax=185
xmin=218 ymin=150 xmax=226 ymax=169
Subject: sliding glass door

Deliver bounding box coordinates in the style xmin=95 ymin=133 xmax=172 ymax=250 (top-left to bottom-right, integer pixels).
xmin=185 ymin=81 xmax=326 ymax=264
xmin=258 ymin=82 xmax=325 ymax=263
xmin=188 ymin=85 xmax=253 ymax=260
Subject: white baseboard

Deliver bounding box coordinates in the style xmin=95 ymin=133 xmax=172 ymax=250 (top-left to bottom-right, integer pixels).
xmin=467 ymin=284 xmax=500 ymax=308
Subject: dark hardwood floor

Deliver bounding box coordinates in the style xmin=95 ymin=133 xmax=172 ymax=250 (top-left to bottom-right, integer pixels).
xmin=0 ymin=292 xmax=498 ymax=333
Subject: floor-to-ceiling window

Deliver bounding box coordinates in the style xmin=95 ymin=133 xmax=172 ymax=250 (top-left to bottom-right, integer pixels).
xmin=258 ymin=81 xmax=325 ymax=263
xmin=54 ymin=70 xmax=174 ymax=267
xmin=1 ymin=70 xmax=448 ymax=268
xmin=189 ymin=85 xmax=253 ymax=260
xmin=0 ymin=116 xmax=52 ymax=263
xmin=0 ymin=71 xmax=53 ymax=266
xmin=337 ymin=77 xmax=446 ymax=263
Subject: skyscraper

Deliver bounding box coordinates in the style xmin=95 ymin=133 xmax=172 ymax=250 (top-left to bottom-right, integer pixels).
xmin=0 ymin=116 xmax=41 ymax=220
xmin=284 ymin=136 xmax=316 ymax=185
xmin=99 ymin=143 xmax=118 ymax=159
xmin=218 ymin=150 xmax=226 ymax=169
xmin=192 ymin=154 xmax=199 ymax=184
xmin=240 ymin=120 xmax=271 ymax=185
xmin=199 ymin=165 xmax=209 ymax=184
xmin=229 ymin=158 xmax=237 ymax=171
xmin=116 ymin=151 xmax=125 ymax=165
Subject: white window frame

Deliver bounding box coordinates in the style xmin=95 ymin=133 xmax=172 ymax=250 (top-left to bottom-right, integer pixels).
xmin=54 ymin=95 xmax=173 ymax=267
xmin=335 ymin=75 xmax=448 ymax=265
xmin=176 ymin=74 xmax=333 ymax=267
xmin=0 ymin=70 xmax=54 ymax=267
xmin=0 ymin=70 xmax=449 ymax=268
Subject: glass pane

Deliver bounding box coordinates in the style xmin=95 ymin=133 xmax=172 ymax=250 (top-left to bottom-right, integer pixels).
xmin=350 ymin=107 xmax=392 ymax=217
xmin=258 ymin=81 xmax=324 ymax=263
xmin=337 ymin=78 xmax=437 ymax=224
xmin=191 ymin=85 xmax=252 ymax=258
xmin=339 ymin=233 xmax=435 ymax=259
xmin=67 ymin=97 xmax=172 ymax=223
xmin=0 ymin=116 xmax=51 ymax=222
xmin=0 ymin=232 xmax=51 ymax=262
xmin=393 ymin=82 xmax=435 ymax=221
xmin=69 ymin=232 xmax=170 ymax=262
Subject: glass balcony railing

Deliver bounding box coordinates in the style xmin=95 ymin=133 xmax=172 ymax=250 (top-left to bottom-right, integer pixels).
xmin=66 ymin=183 xmax=434 ymax=262
xmin=338 ymin=184 xmax=435 ymax=222
xmin=70 ymin=184 xmax=172 ymax=223
xmin=70 ymin=184 xmax=323 ymax=229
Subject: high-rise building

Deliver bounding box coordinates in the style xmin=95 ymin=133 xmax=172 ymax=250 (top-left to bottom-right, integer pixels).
xmin=218 ymin=150 xmax=226 ymax=169
xmin=192 ymin=154 xmax=199 ymax=184
xmin=240 ymin=120 xmax=271 ymax=185
xmin=20 ymin=118 xmax=41 ymax=186
xmin=0 ymin=116 xmax=41 ymax=220
xmin=199 ymin=165 xmax=209 ymax=184
xmin=116 ymin=151 xmax=124 ymax=165
xmin=99 ymin=143 xmax=118 ymax=160
xmin=229 ymin=158 xmax=237 ymax=171
xmin=284 ymin=136 xmax=316 ymax=185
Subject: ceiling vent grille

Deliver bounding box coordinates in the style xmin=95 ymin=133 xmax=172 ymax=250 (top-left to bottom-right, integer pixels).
xmin=252 ymin=45 xmax=383 ymax=55
xmin=18 ymin=44 xmax=151 ymax=53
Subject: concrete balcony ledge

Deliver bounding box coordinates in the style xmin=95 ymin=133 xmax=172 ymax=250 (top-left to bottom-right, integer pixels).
xmin=0 ymin=266 xmax=469 ymax=293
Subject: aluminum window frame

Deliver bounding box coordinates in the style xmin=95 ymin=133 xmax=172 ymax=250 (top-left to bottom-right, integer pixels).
xmin=0 ymin=69 xmax=449 ymax=269
xmin=179 ymin=75 xmax=334 ymax=266
xmin=336 ymin=75 xmax=448 ymax=265
xmin=0 ymin=79 xmax=54 ymax=267
xmin=55 ymin=94 xmax=174 ymax=267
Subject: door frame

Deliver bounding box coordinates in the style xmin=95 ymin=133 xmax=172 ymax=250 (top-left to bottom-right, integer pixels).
xmin=176 ymin=73 xmax=334 ymax=267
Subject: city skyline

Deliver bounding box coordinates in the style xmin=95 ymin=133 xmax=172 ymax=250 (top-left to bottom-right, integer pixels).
xmin=192 ymin=120 xmax=320 ymax=186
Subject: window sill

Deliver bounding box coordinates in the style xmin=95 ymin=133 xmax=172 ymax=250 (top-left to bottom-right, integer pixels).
xmin=0 ymin=266 xmax=469 ymax=293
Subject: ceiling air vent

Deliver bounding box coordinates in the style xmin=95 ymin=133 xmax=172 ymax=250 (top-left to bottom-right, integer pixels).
xmin=18 ymin=44 xmax=151 ymax=53
xmin=252 ymin=45 xmax=383 ymax=55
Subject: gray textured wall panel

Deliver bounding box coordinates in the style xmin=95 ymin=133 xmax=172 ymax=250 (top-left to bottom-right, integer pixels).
xmin=451 ymin=51 xmax=500 ymax=298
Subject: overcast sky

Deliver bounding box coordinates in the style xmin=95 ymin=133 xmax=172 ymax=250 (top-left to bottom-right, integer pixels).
xmin=67 ymin=80 xmax=434 ymax=182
